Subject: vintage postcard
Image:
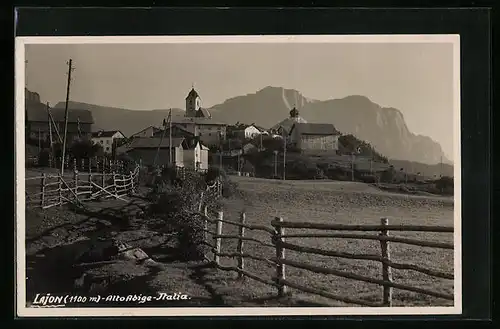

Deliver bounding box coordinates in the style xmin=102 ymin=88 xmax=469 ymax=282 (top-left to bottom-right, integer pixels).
xmin=15 ymin=35 xmax=461 ymax=317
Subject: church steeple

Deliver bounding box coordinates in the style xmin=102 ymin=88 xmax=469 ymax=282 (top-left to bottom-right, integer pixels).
xmin=185 ymin=85 xmax=201 ymax=117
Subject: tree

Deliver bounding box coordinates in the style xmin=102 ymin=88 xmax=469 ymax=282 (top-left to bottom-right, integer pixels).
xmin=70 ymin=139 xmax=104 ymax=159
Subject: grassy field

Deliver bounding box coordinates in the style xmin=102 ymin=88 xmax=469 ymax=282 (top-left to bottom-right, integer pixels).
xmin=22 ymin=167 xmax=455 ymax=308
xmin=208 ymin=176 xmax=455 ymax=307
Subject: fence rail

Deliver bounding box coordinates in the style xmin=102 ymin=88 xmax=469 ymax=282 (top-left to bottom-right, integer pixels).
xmin=199 ymin=209 xmax=454 ymax=307
xmin=25 ymin=165 xmax=140 ymax=209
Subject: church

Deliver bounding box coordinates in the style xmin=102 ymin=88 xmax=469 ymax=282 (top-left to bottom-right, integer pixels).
xmin=170 ymin=87 xmax=227 ymax=146
xmin=272 ymin=107 xmax=340 ymax=153
xmin=185 ymin=87 xmax=212 ymax=118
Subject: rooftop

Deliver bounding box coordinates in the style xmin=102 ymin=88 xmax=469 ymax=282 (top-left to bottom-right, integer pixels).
xmin=91 ymin=130 xmax=125 ymax=138
xmin=290 ymin=122 xmax=340 ymax=136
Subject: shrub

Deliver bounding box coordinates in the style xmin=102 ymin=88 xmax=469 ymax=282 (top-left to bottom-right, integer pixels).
xmin=148 ymin=169 xmax=222 ymax=261
xmin=204 ymin=166 xmax=239 ymax=198
xmin=435 ymin=176 xmax=454 ymax=195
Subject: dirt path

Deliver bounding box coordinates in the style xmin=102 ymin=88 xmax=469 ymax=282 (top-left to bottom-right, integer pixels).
xmin=25 ymin=196 xmax=239 ymax=307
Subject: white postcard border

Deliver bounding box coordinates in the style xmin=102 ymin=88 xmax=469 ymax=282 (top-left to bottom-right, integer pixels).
xmin=15 ymin=34 xmax=462 ymax=317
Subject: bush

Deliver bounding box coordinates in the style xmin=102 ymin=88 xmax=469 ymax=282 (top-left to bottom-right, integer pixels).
xmin=435 ymin=176 xmax=454 ymax=195
xmin=204 ymin=166 xmax=239 ymax=198
xmin=148 ymin=170 xmax=221 ymax=261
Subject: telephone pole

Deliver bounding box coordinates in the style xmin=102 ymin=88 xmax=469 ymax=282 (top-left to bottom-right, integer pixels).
xmin=351 ymin=152 xmax=355 ymax=181
xmin=60 ymin=59 xmax=73 ymax=176
xmin=440 ymin=155 xmax=443 ymax=178
xmin=47 ymin=102 xmax=54 ymax=158
xmin=169 ymin=109 xmax=172 ymax=165
xmin=282 ymin=130 xmax=287 ymax=180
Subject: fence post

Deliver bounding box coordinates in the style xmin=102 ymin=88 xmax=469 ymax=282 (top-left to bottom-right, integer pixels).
xmin=58 ymin=175 xmax=63 ymax=206
xmin=113 ymin=172 xmax=117 ymax=198
xmin=102 ymin=170 xmax=106 ymax=190
xmin=274 ymin=216 xmax=288 ymax=297
xmin=80 ymin=158 xmax=84 ymax=171
xmin=73 ymin=170 xmax=78 ymax=200
xmin=88 ymin=172 xmax=93 ymax=199
xmin=129 ymin=171 xmax=134 ymax=195
xmin=379 ymin=217 xmax=393 ymax=307
xmin=237 ymin=212 xmax=246 ymax=278
xmin=40 ymin=173 xmax=46 ymax=208
xmin=73 ymin=158 xmax=77 ymax=172
xmin=203 ymin=206 xmax=208 ymax=243
xmin=214 ymin=211 xmax=223 ymax=265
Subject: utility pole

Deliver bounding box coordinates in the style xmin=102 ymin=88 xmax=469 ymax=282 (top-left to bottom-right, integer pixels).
xmin=440 ymin=155 xmax=443 ymax=178
xmin=46 ymin=103 xmax=53 ymax=145
xmin=351 ymin=152 xmax=355 ymax=181
xmin=154 ymin=110 xmax=171 ymax=167
xmin=282 ymin=130 xmax=287 ymax=180
xmin=219 ymin=132 xmax=223 ymax=170
xmin=60 ymin=58 xmax=73 ymax=176
xmin=169 ymin=109 xmax=172 ymax=165
xmin=370 ymin=147 xmax=373 ymax=175
xmin=274 ymin=150 xmax=278 ymax=178
xmin=38 ymin=128 xmax=41 ymax=153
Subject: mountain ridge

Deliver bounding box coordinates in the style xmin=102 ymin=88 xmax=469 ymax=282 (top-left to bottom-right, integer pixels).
xmin=50 ymin=86 xmax=451 ymax=166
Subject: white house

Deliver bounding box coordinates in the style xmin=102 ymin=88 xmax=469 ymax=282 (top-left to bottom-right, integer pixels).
xmin=91 ymin=130 xmax=126 ymax=154
xmin=234 ymin=124 xmax=263 ymax=140
xmin=183 ymin=140 xmax=210 ymax=170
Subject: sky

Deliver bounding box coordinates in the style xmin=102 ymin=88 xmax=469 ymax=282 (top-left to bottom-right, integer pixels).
xmin=24 ymin=41 xmax=456 ymax=160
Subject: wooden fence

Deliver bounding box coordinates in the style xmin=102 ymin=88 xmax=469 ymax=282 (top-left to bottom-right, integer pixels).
xmin=198 ymin=210 xmax=454 ymax=307
xmin=28 ymin=155 xmax=129 ymax=174
xmin=25 ymin=165 xmax=140 ymax=209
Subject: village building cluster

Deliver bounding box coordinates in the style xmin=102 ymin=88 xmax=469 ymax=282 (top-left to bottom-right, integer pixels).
xmin=25 ymin=86 xmax=350 ymax=175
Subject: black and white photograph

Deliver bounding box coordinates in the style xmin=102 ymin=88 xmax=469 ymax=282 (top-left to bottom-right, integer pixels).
xmin=16 ymin=35 xmax=461 ymax=317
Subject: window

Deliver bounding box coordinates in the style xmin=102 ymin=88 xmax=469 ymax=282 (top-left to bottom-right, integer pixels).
xmin=106 ymin=140 xmax=110 ymax=145
xmin=208 ymin=133 xmax=212 ymax=136
xmin=100 ymin=140 xmax=103 ymax=144
xmin=106 ymin=147 xmax=110 ymax=152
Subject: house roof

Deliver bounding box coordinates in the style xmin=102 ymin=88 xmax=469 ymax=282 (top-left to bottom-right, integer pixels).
xmin=161 ymin=124 xmax=195 ymax=136
xmin=196 ymin=108 xmax=212 ymax=118
xmin=185 ymin=88 xmax=200 ymax=100
xmin=26 ymin=104 xmax=94 ymax=124
xmin=185 ymin=139 xmax=209 ymax=150
xmin=289 ymin=123 xmax=339 ymax=136
xmin=91 ymin=130 xmax=125 ymax=138
xmin=126 ymin=137 xmax=186 ymax=149
xmin=271 ymin=116 xmax=308 ymax=133
xmin=131 ymin=125 xmax=162 ymax=137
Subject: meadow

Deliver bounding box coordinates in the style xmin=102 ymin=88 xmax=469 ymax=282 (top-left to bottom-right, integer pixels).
xmin=205 ymin=176 xmax=455 ymax=307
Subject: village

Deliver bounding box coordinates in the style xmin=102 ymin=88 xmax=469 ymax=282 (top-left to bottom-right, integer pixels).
xmin=25 ymin=86 xmax=438 ymax=187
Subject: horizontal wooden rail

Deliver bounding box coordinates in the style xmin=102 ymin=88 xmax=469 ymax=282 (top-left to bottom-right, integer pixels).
xmin=278 ymin=258 xmax=454 ymax=300
xmin=214 ymin=263 xmax=279 ymax=288
xmin=217 ymin=218 xmax=275 ymax=234
xmin=215 ymin=234 xmax=275 ymax=248
xmin=282 ymin=232 xmax=454 ymax=250
xmin=278 ymin=240 xmax=453 ymax=279
xmin=278 ymin=278 xmax=381 ymax=307
xmin=272 ymin=220 xmax=453 ymax=233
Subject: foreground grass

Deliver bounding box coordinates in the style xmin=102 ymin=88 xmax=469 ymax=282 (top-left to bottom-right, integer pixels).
xmin=210 ymin=176 xmax=455 ymax=307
